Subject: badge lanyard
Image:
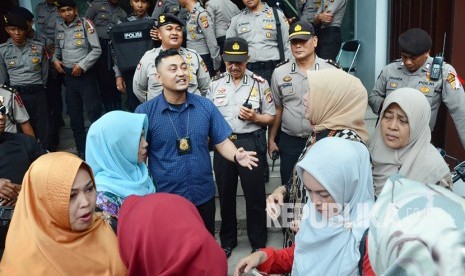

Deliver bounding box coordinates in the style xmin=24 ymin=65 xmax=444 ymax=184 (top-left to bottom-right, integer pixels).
xmin=167 ymin=106 xmax=192 ymax=155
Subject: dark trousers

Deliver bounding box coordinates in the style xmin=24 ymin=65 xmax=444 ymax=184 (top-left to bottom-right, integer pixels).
xmin=214 ymin=133 xmax=267 ymax=249
xmin=196 ymin=197 xmax=216 ymax=236
xmin=45 ymin=66 xmax=64 ymax=150
xmin=97 ymin=40 xmax=121 ymax=112
xmin=316 ymin=26 xmax=342 ymax=61
xmin=122 ymin=70 xmax=140 ymax=112
xmin=17 ymin=85 xmax=50 ymax=150
xmin=63 ymin=68 xmax=101 ymax=155
xmin=200 ymin=54 xmax=215 ymax=78
xmin=278 ymin=132 xmax=308 ymax=185
xmin=216 ymin=36 xmax=226 ymax=73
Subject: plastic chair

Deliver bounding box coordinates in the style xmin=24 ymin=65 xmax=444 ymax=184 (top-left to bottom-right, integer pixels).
xmin=335 ymin=40 xmax=360 ymax=73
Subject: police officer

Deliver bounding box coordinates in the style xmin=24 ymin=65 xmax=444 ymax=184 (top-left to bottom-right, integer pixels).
xmin=269 ymin=20 xmax=338 ymax=186
xmin=369 ymin=28 xmax=465 ymax=149
xmin=52 ymin=0 xmax=102 ymax=158
xmin=86 ymin=0 xmax=127 ymax=112
xmin=313 ymin=0 xmax=347 ymax=60
xmin=0 ymin=13 xmax=51 ymax=150
xmin=227 ymin=0 xmax=290 ymax=84
xmin=205 ymin=0 xmax=240 ymax=72
xmin=0 ymin=84 xmax=34 ymax=137
xmin=133 ymin=13 xmax=210 ymax=102
xmin=180 ymin=0 xmax=221 ymax=77
xmin=35 ymin=0 xmax=64 ymax=151
xmin=8 ymin=7 xmax=39 ymax=42
xmin=296 ymin=0 xmax=318 ymax=27
xmin=208 ymin=37 xmax=276 ymax=258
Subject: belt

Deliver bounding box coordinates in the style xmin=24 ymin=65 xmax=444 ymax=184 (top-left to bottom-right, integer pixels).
xmin=229 ymin=130 xmax=261 ymax=141
xmin=247 ymin=60 xmax=279 ymax=70
xmin=15 ymin=84 xmax=44 ymax=94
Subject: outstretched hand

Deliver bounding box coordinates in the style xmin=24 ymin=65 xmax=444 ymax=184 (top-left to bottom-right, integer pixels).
xmin=235 ymin=147 xmax=258 ymax=170
xmin=234 ymin=251 xmax=268 ymax=276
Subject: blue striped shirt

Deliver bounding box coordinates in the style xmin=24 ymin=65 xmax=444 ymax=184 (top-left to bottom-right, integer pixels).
xmin=136 ymin=92 xmax=232 ymax=205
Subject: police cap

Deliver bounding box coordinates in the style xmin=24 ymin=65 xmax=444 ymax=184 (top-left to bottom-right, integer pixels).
xmin=9 ymin=7 xmax=34 ymax=21
xmin=56 ymin=0 xmax=77 ymax=8
xmin=157 ymin=13 xmax=184 ymax=28
xmin=223 ymin=37 xmax=249 ymax=63
xmin=398 ymin=28 xmax=432 ymax=56
xmin=289 ymin=20 xmax=315 ymax=41
xmin=3 ymin=12 xmax=28 ymax=30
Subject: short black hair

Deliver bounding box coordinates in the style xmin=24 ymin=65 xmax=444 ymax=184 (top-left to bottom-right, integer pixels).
xmin=155 ymin=48 xmax=181 ymax=69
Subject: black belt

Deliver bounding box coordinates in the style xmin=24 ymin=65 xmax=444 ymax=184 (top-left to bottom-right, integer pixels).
xmin=15 ymin=84 xmax=44 ymax=94
xmin=247 ymin=60 xmax=279 ymax=70
xmin=229 ymin=129 xmax=262 ymax=141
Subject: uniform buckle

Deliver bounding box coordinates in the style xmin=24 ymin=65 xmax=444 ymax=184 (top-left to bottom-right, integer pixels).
xmin=229 ymin=135 xmax=237 ymax=141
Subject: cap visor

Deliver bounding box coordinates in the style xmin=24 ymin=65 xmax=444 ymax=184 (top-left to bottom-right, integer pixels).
xmin=289 ymin=34 xmax=311 ymax=41
xmin=223 ymin=54 xmax=248 ymax=63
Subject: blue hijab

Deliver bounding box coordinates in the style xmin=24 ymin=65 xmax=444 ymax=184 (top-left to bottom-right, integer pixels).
xmin=86 ymin=111 xmax=155 ymax=199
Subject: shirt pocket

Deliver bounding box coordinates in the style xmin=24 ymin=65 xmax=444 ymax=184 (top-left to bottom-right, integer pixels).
xmin=56 ymin=33 xmax=65 ymax=48
xmin=29 ymin=54 xmax=43 ymax=71
xmin=262 ymin=22 xmax=276 ymax=40
xmin=281 ymin=83 xmax=295 ymax=96
xmin=37 ymin=16 xmax=45 ymax=24
xmin=237 ymin=24 xmax=251 ymax=35
xmin=214 ymin=96 xmax=228 ymax=107
xmin=5 ymin=58 xmax=17 ymax=69
xmin=73 ymin=32 xmax=86 ymax=48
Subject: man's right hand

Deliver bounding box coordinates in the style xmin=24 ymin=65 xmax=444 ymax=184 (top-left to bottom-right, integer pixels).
xmin=116 ymin=76 xmax=126 ymax=93
xmin=53 ymin=60 xmax=65 ymax=74
xmin=266 ymin=186 xmax=286 ymax=220
xmin=0 ymin=178 xmax=19 ymax=206
xmin=268 ymin=141 xmax=279 ymax=158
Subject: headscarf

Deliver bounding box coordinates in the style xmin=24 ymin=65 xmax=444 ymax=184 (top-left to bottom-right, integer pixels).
xmin=0 ymin=152 xmax=126 ymax=275
xmin=307 ymin=68 xmax=369 ymax=142
xmin=292 ymin=137 xmax=374 ymax=276
xmin=86 ymin=111 xmax=155 ymax=199
xmin=117 ymin=193 xmax=227 ymax=276
xmin=368 ymin=175 xmax=465 ymax=275
xmin=368 ymin=88 xmax=450 ymax=195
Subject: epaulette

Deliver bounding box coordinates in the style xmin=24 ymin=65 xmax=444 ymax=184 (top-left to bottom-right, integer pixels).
xmin=212 ymin=73 xmax=225 ymax=82
xmin=1 ymin=84 xmax=17 ymax=94
xmin=251 ymin=73 xmax=266 ymax=84
xmin=326 ymin=59 xmax=341 ymax=69
xmin=276 ymin=59 xmax=289 ymax=68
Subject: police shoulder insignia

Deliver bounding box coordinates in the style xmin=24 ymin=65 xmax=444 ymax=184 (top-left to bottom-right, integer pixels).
xmin=275 ymin=59 xmax=289 ymax=68
xmin=14 ymin=93 xmax=24 ymax=107
xmin=326 ymin=59 xmax=341 ymax=69
xmin=85 ymin=18 xmax=95 ymax=34
xmin=200 ymin=15 xmax=209 ymax=28
xmin=264 ymin=87 xmax=273 ymax=103
xmin=200 ymin=60 xmax=208 ymax=73
xmin=447 ymin=70 xmax=461 ymax=90
xmin=252 ymin=74 xmax=266 ymax=84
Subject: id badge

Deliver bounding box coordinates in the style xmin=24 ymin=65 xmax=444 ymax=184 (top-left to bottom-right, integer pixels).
xmin=177 ymin=137 xmax=192 ymax=155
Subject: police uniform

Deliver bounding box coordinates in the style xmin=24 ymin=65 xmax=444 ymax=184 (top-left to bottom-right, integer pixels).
xmin=314 ymin=0 xmax=347 ymax=60
xmin=0 ymin=85 xmax=29 ymax=133
xmin=35 ymin=1 xmax=61 ymax=53
xmin=369 ymin=57 xmax=465 ymax=147
xmin=152 ymin=0 xmax=181 ymax=19
xmin=207 ymin=37 xmax=276 ymax=253
xmin=86 ymin=0 xmax=127 ymax=112
xmin=0 ymin=25 xmax=51 ymax=150
xmin=186 ymin=2 xmax=221 ymax=76
xmin=53 ymin=11 xmax=102 ymax=157
xmin=297 ymin=0 xmax=318 ymax=26
xmin=133 ymin=47 xmax=210 ymax=101
xmin=226 ymin=2 xmax=291 ymax=84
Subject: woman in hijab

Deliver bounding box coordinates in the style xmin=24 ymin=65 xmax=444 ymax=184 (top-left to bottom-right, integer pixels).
xmin=267 ymin=68 xmax=370 ymax=246
xmin=235 ymin=137 xmax=375 ymax=275
xmin=86 ymin=111 xmax=156 ymax=230
xmin=0 ymin=152 xmax=126 ymax=275
xmin=369 ymin=174 xmax=465 ymax=275
xmin=369 ymin=87 xmax=451 ymax=196
xmin=117 ymin=193 xmax=227 ymax=275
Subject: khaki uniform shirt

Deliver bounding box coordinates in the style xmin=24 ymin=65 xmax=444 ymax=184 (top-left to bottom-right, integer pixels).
xmin=226 ymin=3 xmax=290 ymax=63
xmin=133 ymin=47 xmax=211 ymax=102
xmin=208 ymin=70 xmax=276 ymax=133
xmin=52 ymin=17 xmax=102 ymax=72
xmin=0 ymin=86 xmax=29 ymax=133
xmin=369 ymin=57 xmax=465 ymax=147
xmin=271 ymin=56 xmax=337 ymax=137
xmin=0 ymin=38 xmax=48 ymax=86
xmin=316 ymin=0 xmax=347 ymax=28
xmin=297 ymin=0 xmax=318 ymax=24
xmin=186 ymin=2 xmax=221 ymax=70
xmin=85 ymin=0 xmax=127 ymax=40
xmin=206 ymin=0 xmax=240 ymax=38
xmin=35 ymin=2 xmax=60 ymax=50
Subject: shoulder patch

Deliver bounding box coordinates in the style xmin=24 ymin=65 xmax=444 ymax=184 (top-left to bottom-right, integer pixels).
xmin=325 ymin=59 xmax=341 ymax=69
xmin=84 ymin=18 xmax=95 ymax=34
xmin=212 ymin=73 xmax=225 ymax=82
xmin=252 ymin=73 xmax=266 ymax=84
xmin=276 ymin=59 xmax=289 ymax=68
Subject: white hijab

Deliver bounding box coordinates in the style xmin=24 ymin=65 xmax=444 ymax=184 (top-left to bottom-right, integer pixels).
xmin=292 ymin=137 xmax=374 ymax=276
xmin=368 ymin=88 xmax=450 ymax=195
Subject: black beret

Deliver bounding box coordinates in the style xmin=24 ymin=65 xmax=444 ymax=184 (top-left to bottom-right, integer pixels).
xmin=56 ymin=0 xmax=77 ymax=8
xmin=9 ymin=7 xmax=34 ymax=21
xmin=156 ymin=13 xmax=184 ymax=28
xmin=398 ymin=28 xmax=432 ymax=56
xmin=3 ymin=12 xmax=28 ymax=30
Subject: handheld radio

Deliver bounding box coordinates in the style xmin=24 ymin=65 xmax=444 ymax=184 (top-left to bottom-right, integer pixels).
xmin=430 ymin=33 xmax=446 ymax=81
xmin=238 ymin=79 xmax=255 ymax=120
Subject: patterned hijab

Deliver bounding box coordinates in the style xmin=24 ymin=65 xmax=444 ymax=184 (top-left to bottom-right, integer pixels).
xmin=0 ymin=152 xmax=126 ymax=275
xmin=307 ymin=68 xmax=369 ymax=143
xmin=292 ymin=137 xmax=374 ymax=276
xmin=86 ymin=111 xmax=156 ymax=199
xmin=118 ymin=193 xmax=227 ymax=276
xmin=369 ymin=175 xmax=465 ymax=275
xmin=368 ymin=88 xmax=450 ymax=195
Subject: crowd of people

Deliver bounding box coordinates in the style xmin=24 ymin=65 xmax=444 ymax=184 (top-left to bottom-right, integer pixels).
xmin=1 ymin=0 xmax=465 ymax=275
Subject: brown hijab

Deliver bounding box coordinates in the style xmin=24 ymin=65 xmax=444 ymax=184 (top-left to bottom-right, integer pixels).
xmin=0 ymin=152 xmax=126 ymax=275
xmin=307 ymin=68 xmax=369 ymax=142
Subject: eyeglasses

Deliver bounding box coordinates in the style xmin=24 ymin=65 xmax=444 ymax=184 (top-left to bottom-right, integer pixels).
xmin=0 ymin=105 xmax=7 ymax=115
